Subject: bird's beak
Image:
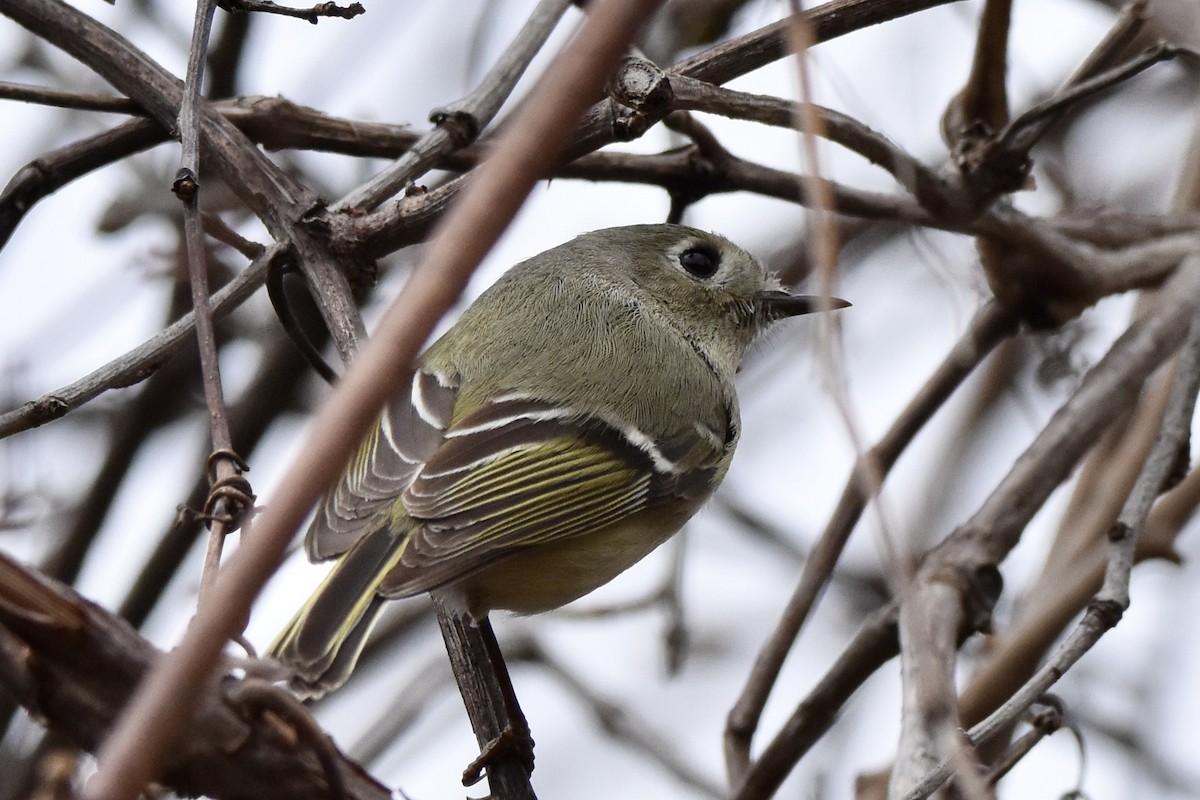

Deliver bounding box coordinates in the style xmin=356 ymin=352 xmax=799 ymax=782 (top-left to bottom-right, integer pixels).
xmin=754 ymin=290 xmax=851 ymax=320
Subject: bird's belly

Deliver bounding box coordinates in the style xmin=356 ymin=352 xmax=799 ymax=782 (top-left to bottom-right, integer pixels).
xmin=456 ymin=506 xmax=693 ymax=617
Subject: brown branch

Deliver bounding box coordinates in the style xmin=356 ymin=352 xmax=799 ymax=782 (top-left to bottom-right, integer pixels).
xmin=0 ymin=552 xmax=389 ymax=800
xmin=0 ymin=118 xmax=163 ymax=251
xmin=176 ymin=0 xmax=254 ymax=600
xmin=523 ymin=635 xmax=726 ymax=799
xmin=2 ymin=0 xmax=366 ymax=366
xmin=0 ymin=80 xmax=142 ymax=113
xmin=729 ymin=602 xmax=901 ymax=800
xmin=333 ymin=0 xmax=573 ymax=211
xmin=671 ymin=0 xmax=966 ymax=85
xmin=0 ymin=244 xmax=281 ymax=440
xmin=900 ymin=258 xmax=1200 ymax=799
xmin=117 ymin=331 xmax=323 ymax=629
xmin=217 ymin=0 xmax=365 ymax=22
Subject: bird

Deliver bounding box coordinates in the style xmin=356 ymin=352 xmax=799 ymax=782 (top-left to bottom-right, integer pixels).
xmin=269 ymin=223 xmax=847 ymax=693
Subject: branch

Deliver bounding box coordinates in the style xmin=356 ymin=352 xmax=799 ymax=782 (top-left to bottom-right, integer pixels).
xmin=0 ymin=552 xmax=391 ymax=800
xmin=333 ymin=0 xmax=573 ymax=211
xmin=671 ymin=0 xmax=965 ymax=84
xmin=0 ymin=244 xmax=281 ymax=440
xmin=2 ymin=0 xmax=366 ymax=365
xmin=724 ymin=302 xmax=1017 ymax=785
xmin=729 ymin=603 xmax=901 ymax=800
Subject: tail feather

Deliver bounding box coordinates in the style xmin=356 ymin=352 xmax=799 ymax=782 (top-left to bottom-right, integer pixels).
xmin=270 ymin=523 xmax=406 ymax=695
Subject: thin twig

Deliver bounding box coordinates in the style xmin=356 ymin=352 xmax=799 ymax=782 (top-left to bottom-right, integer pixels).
xmin=996 ymin=41 xmax=1185 ymax=159
xmin=4 ymin=0 xmax=366 ymax=367
xmin=217 ymin=0 xmax=364 ymax=22
xmin=671 ymin=0 xmax=965 ymax=85
xmin=0 ymin=245 xmax=280 ymax=441
xmin=333 ymin=0 xmax=573 ymax=211
xmin=0 ymin=80 xmax=143 ymax=113
xmin=524 ymin=636 xmax=726 ymax=799
xmin=176 ymin=0 xmax=251 ymax=603
xmin=729 ymin=602 xmax=901 ymax=800
xmin=670 ymin=75 xmax=945 ymax=206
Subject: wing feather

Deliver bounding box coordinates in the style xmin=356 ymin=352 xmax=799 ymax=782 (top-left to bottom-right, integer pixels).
xmin=309 ymin=378 xmax=727 ymax=592
xmin=380 ymin=394 xmax=724 ymax=596
xmin=306 ymin=369 xmax=458 ymax=560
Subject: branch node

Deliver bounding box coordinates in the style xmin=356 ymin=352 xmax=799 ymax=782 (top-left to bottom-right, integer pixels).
xmin=201 ymin=449 xmax=256 ymax=532
xmin=172 ymin=168 xmax=199 ymax=202
xmin=608 ymin=55 xmax=673 ymax=140
xmin=1084 ymin=597 xmax=1124 ymax=628
xmin=461 ymin=724 xmax=536 ymax=788
xmin=1107 ymin=520 xmax=1132 ymax=543
xmin=429 ymin=107 xmax=479 ymax=147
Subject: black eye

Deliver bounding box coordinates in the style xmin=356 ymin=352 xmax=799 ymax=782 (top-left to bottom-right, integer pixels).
xmin=679 ymin=245 xmax=721 ymax=279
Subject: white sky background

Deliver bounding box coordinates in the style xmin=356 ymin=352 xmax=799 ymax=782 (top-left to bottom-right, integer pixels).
xmin=2 ymin=1 xmax=1200 ymax=798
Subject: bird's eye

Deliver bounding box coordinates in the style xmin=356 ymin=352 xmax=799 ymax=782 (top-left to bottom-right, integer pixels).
xmin=679 ymin=245 xmax=720 ymax=279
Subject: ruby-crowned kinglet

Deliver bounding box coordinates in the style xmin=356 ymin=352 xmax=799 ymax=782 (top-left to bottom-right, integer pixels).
xmin=271 ymin=223 xmax=848 ymax=692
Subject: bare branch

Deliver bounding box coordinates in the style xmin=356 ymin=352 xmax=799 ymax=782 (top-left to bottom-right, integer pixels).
xmin=725 ymin=302 xmax=1016 ymax=784
xmin=333 ymin=0 xmax=573 ymax=211
xmin=0 ymin=552 xmax=390 ymax=800
xmin=0 ymin=245 xmax=280 ymax=440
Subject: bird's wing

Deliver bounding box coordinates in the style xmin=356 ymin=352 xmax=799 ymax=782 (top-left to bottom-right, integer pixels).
xmin=380 ymin=392 xmax=728 ymax=595
xmin=305 ymin=369 xmax=459 ymax=561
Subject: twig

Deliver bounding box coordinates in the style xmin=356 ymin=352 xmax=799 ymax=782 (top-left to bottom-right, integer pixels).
xmin=217 ymin=0 xmax=364 ymax=22
xmin=995 ymin=42 xmax=1186 ymax=161
xmin=117 ymin=333 xmax=320 ymax=629
xmin=670 ymin=75 xmax=946 ymax=207
xmin=729 ymin=602 xmax=901 ymax=800
xmin=0 ymin=118 xmax=163 ymax=250
xmin=9 ymin=0 xmax=367 ymax=360
xmin=0 ymin=244 xmax=281 ymax=441
xmin=176 ymin=0 xmax=252 ymax=603
xmin=981 ymin=699 xmax=1065 ymax=786
xmin=671 ymin=0 xmax=965 ymax=85
xmin=1065 ymin=0 xmax=1149 ymax=85
xmin=524 ymin=636 xmax=726 ymax=799
xmin=0 ymin=80 xmax=142 ymax=113
xmin=940 ymin=0 xmax=1011 ymax=148
xmin=333 ymin=0 xmax=573 ymax=212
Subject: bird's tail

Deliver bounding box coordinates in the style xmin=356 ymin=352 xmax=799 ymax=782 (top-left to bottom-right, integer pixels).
xmin=269 ymin=524 xmax=407 ymax=696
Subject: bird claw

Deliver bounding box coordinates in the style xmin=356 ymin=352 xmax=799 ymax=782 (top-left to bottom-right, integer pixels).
xmin=461 ymin=724 xmax=536 ymax=786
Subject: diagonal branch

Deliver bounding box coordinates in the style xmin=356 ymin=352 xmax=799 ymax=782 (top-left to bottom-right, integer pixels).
xmin=725 ymin=302 xmax=1016 ymax=789
xmin=333 ymin=0 xmax=573 ymax=212
xmin=0 ymin=244 xmax=281 ymax=440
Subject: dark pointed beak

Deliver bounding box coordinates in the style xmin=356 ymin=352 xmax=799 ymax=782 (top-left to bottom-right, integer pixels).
xmin=754 ymin=290 xmax=851 ymax=319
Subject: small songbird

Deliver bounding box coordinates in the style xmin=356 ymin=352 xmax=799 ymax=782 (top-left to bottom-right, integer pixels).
xmin=270 ymin=223 xmax=847 ymax=693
